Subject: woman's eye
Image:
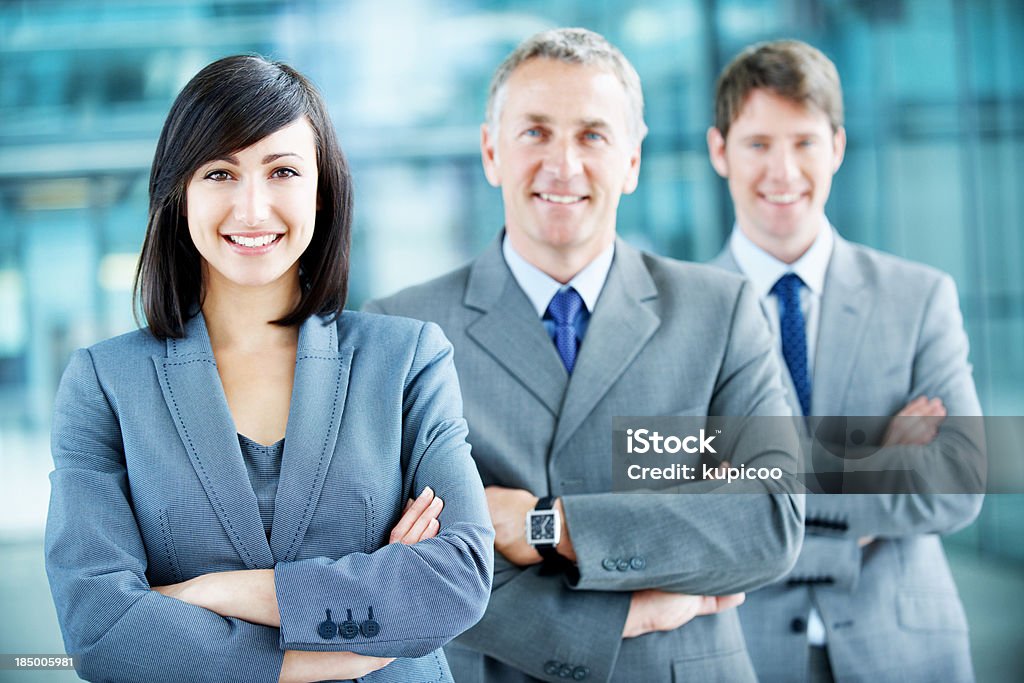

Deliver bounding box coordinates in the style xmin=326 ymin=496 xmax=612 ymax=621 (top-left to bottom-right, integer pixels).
xmin=204 ymin=170 xmax=232 ymax=181
xmin=271 ymin=167 xmax=299 ymax=178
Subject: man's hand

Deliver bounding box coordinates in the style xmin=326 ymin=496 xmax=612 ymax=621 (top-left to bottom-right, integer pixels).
xmin=389 ymin=486 xmax=444 ymax=545
xmin=485 ymin=486 xmax=542 ymax=566
xmin=882 ymin=396 xmax=946 ymax=446
xmin=622 ymin=590 xmax=745 ymax=638
xmin=279 ymin=650 xmax=394 ymax=683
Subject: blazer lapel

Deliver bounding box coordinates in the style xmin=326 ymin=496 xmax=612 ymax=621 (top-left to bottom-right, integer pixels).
xmin=712 ymin=243 xmax=803 ymax=418
xmin=813 ymin=235 xmax=872 ymax=416
xmin=465 ymin=239 xmax=568 ymax=415
xmin=551 ymin=240 xmax=660 ymax=457
xmin=154 ymin=313 xmax=274 ymax=569
xmin=270 ymin=315 xmax=351 ymax=562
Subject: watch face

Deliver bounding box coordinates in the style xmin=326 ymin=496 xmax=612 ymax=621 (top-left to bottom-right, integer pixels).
xmin=528 ymin=511 xmax=558 ymax=544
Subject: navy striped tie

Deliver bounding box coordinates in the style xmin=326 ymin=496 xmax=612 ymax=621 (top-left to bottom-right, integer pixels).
xmin=772 ymin=273 xmax=811 ymax=416
xmin=546 ymin=287 xmax=584 ymax=374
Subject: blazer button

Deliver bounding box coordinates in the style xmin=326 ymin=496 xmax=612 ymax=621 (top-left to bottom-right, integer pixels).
xmin=558 ymin=665 xmax=573 ymax=678
xmin=629 ymin=556 xmax=646 ymax=570
xmin=572 ymin=665 xmax=590 ymax=680
xmin=317 ymin=609 xmax=337 ymax=640
xmin=339 ymin=609 xmax=359 ymax=639
xmin=616 ymin=558 xmax=630 ymax=572
xmin=361 ymin=607 xmax=381 ymax=637
xmin=544 ymin=661 xmax=561 ymax=675
xmin=602 ymin=558 xmax=618 ymax=571
xmin=790 ymin=617 xmax=807 ymax=633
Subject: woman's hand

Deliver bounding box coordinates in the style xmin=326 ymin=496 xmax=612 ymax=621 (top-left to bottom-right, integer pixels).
xmin=153 ymin=569 xmax=280 ymax=626
xmin=279 ymin=650 xmax=394 ymax=683
xmin=389 ymin=486 xmax=444 ymax=545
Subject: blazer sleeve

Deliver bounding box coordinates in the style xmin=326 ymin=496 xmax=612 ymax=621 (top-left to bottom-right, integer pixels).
xmin=46 ymin=349 xmax=286 ymax=683
xmin=561 ymin=280 xmax=805 ymax=594
xmin=804 ymin=273 xmax=984 ymax=542
xmin=274 ymin=322 xmax=494 ymax=657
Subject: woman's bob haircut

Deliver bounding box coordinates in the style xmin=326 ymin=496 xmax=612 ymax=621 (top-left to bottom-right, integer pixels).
xmin=134 ymin=54 xmax=352 ymax=339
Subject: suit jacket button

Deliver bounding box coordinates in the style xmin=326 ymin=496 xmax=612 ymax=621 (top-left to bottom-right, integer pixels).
xmin=602 ymin=558 xmax=617 ymax=571
xmin=558 ymin=665 xmax=573 ymax=678
xmin=790 ymin=617 xmax=807 ymax=633
xmin=616 ymin=559 xmax=630 ymax=572
xmin=360 ymin=607 xmax=381 ymax=637
xmin=629 ymin=556 xmax=646 ymax=570
xmin=544 ymin=661 xmax=561 ymax=675
xmin=572 ymin=665 xmax=590 ymax=680
xmin=339 ymin=609 xmax=359 ymax=639
xmin=317 ymin=609 xmax=337 ymax=639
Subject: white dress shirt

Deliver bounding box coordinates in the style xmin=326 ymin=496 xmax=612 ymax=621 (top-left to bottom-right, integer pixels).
xmin=729 ymin=220 xmax=835 ymax=647
xmin=502 ymin=234 xmax=614 ymax=337
xmin=729 ymin=221 xmax=833 ymax=377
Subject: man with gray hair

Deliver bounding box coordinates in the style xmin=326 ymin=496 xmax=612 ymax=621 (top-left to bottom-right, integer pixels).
xmin=367 ymin=28 xmax=803 ymax=682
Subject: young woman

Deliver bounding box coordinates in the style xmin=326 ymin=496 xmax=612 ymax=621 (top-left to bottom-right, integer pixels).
xmin=45 ymin=55 xmax=492 ymax=683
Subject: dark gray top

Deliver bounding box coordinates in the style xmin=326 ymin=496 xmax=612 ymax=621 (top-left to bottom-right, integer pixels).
xmin=238 ymin=433 xmax=283 ymax=538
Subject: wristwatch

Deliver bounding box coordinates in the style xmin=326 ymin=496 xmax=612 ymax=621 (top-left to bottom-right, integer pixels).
xmin=526 ymin=496 xmax=561 ymax=561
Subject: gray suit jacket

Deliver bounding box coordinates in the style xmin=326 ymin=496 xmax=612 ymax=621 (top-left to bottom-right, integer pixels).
xmin=46 ymin=311 xmax=493 ymax=683
xmin=710 ymin=232 xmax=984 ymax=683
xmin=366 ymin=236 xmax=805 ymax=683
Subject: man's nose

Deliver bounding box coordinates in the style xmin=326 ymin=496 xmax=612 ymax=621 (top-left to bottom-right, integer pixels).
xmin=766 ymin=146 xmax=800 ymax=183
xmin=542 ymin=139 xmax=583 ymax=180
xmin=234 ymin=179 xmax=270 ymax=226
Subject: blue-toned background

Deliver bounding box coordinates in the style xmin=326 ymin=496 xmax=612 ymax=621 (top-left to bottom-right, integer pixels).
xmin=1 ymin=1 xmax=1021 ymax=680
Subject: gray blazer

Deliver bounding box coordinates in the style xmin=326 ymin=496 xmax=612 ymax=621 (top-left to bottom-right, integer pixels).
xmin=710 ymin=232 xmax=984 ymax=683
xmin=366 ymin=236 xmax=805 ymax=683
xmin=46 ymin=311 xmax=493 ymax=683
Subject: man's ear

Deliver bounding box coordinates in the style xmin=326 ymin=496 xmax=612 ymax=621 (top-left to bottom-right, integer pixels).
xmin=480 ymin=124 xmax=501 ymax=188
xmin=621 ymin=143 xmax=642 ymax=195
xmin=832 ymin=126 xmax=847 ymax=174
xmin=707 ymin=126 xmax=729 ymax=178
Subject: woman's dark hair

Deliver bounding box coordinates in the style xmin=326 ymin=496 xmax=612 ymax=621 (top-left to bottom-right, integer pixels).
xmin=134 ymin=54 xmax=351 ymax=339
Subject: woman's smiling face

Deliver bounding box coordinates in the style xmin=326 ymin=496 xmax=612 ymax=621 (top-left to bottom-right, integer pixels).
xmin=185 ymin=117 xmax=319 ymax=293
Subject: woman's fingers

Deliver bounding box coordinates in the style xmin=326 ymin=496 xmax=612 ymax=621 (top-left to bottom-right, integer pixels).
xmin=389 ymin=487 xmax=433 ymax=543
xmin=402 ymin=496 xmax=444 ymax=544
xmin=389 ymin=488 xmax=444 ymax=544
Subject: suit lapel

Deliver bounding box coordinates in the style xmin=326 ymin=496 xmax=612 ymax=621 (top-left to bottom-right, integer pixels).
xmin=465 ymin=240 xmax=568 ymax=415
xmin=154 ymin=313 xmax=274 ymax=569
xmin=813 ymin=235 xmax=872 ymax=416
xmin=711 ymin=245 xmax=804 ymax=417
xmin=551 ymin=240 xmax=660 ymax=456
xmin=270 ymin=315 xmax=351 ymax=562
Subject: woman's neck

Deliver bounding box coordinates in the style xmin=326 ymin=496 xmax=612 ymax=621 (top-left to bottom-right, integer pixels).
xmin=201 ymin=268 xmax=302 ymax=353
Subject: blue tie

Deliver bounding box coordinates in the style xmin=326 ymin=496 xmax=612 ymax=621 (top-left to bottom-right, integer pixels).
xmin=546 ymin=287 xmax=584 ymax=374
xmin=772 ymin=273 xmax=811 ymax=416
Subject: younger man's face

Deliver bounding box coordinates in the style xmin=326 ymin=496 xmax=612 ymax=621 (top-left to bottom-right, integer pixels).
xmin=708 ymin=88 xmax=846 ymax=262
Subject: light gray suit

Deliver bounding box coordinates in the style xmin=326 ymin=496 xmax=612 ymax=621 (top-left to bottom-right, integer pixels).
xmin=366 ymin=236 xmax=805 ymax=683
xmin=46 ymin=311 xmax=493 ymax=683
xmin=711 ymin=231 xmax=984 ymax=683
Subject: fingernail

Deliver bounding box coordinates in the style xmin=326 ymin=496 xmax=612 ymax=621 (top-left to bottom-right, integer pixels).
xmin=421 ymin=486 xmax=433 ymax=498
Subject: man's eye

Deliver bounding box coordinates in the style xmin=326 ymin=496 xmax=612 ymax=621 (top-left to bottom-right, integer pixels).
xmin=583 ymin=132 xmax=604 ymax=142
xmin=523 ymin=128 xmax=543 ymax=138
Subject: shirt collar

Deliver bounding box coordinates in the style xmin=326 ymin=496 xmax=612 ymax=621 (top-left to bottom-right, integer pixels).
xmin=729 ymin=219 xmax=834 ymax=299
xmin=502 ymin=234 xmax=615 ymax=317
